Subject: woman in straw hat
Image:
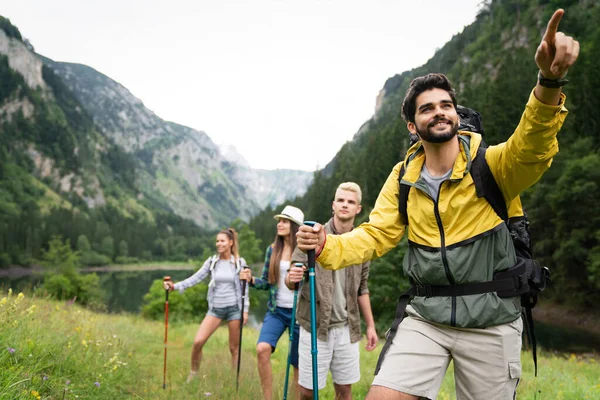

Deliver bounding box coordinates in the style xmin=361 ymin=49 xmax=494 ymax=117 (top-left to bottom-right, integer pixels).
xmin=241 ymin=205 xmax=305 ymax=400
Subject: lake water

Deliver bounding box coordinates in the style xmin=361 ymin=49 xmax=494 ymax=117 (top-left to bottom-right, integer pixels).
xmin=0 ymin=267 xmax=270 ymax=327
xmin=1 ymin=267 xmax=599 ymax=354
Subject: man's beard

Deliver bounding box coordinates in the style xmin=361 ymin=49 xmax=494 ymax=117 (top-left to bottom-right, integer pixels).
xmin=416 ymin=117 xmax=459 ymax=144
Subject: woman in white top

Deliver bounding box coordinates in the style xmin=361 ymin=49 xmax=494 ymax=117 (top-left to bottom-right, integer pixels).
xmin=240 ymin=205 xmax=305 ymax=400
xmin=165 ymin=228 xmax=249 ymax=383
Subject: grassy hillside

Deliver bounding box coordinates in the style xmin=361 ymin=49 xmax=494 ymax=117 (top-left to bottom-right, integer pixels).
xmin=1 ymin=291 xmax=598 ymax=399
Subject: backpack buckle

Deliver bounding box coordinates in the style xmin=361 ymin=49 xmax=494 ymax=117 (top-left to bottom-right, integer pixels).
xmin=517 ymin=273 xmax=529 ymax=293
xmin=415 ymin=285 xmax=433 ymax=297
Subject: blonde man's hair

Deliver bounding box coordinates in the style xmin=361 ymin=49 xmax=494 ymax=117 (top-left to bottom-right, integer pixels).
xmin=336 ymin=182 xmax=362 ymax=204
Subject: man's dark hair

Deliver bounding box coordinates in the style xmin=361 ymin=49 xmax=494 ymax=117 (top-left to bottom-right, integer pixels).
xmin=401 ymin=73 xmax=457 ymax=123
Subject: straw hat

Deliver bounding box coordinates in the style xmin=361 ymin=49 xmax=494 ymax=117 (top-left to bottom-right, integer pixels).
xmin=273 ymin=205 xmax=304 ymax=226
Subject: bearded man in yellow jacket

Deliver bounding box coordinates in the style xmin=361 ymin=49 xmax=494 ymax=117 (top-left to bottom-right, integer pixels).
xmin=296 ymin=9 xmax=579 ymax=400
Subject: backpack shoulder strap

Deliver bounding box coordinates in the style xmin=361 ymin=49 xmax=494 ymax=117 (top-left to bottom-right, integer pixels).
xmin=470 ymin=146 xmax=508 ymax=222
xmin=209 ymin=255 xmax=219 ymax=272
xmin=398 ymin=163 xmax=410 ymax=224
xmin=471 ymin=145 xmax=544 ymax=376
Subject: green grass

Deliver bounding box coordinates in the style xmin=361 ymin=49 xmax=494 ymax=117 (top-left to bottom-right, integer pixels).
xmin=1 ymin=291 xmax=599 ymax=399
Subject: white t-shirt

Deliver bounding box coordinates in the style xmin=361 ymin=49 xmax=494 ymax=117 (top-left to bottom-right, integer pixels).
xmin=211 ymin=259 xmax=238 ymax=308
xmin=276 ymin=260 xmax=295 ymax=308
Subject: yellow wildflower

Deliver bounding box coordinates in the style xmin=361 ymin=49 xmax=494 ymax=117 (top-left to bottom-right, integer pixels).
xmin=17 ymin=292 xmax=24 ymax=299
xmin=81 ymin=340 xmax=88 ymax=348
xmin=30 ymin=390 xmax=41 ymax=399
xmin=0 ymin=297 xmax=7 ymax=305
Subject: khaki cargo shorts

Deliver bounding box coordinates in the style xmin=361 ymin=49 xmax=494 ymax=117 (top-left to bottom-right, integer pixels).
xmin=298 ymin=325 xmax=360 ymax=390
xmin=372 ymin=306 xmax=523 ymax=400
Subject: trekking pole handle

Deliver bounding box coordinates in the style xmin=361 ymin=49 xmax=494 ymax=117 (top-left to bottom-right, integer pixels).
xmin=304 ymin=221 xmax=317 ymax=272
xmin=293 ymin=262 xmax=304 ymax=291
xmin=163 ymin=276 xmax=172 ymax=297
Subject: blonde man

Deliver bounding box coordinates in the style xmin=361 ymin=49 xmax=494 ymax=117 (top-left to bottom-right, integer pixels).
xmin=288 ymin=182 xmax=377 ymax=400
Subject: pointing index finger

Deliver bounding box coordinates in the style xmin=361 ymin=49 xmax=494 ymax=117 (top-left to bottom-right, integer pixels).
xmin=543 ymin=9 xmax=564 ymax=43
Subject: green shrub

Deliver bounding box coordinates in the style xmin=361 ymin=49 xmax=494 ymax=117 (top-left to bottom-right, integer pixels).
xmin=76 ymin=273 xmax=105 ymax=309
xmin=0 ymin=253 xmax=11 ymax=268
xmin=114 ymin=256 xmax=139 ymax=265
xmin=99 ymin=236 xmax=114 ymax=259
xmin=141 ymin=279 xmax=208 ymax=322
xmin=77 ymin=234 xmax=91 ymax=252
xmin=80 ymin=251 xmax=112 ymax=266
xmin=43 ymin=274 xmax=76 ymax=300
xmin=41 ymin=236 xmax=80 ymax=272
xmin=118 ymin=240 xmax=128 ymax=257
xmin=42 ymin=271 xmax=104 ymax=308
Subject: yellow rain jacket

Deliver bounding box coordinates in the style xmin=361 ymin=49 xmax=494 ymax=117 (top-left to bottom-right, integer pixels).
xmin=317 ymin=89 xmax=568 ymax=328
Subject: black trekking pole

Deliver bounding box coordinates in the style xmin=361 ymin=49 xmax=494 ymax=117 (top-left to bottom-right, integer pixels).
xmin=162 ymin=276 xmax=171 ymax=390
xmin=283 ymin=263 xmax=305 ymax=400
xmin=236 ymin=266 xmax=248 ymax=392
xmin=304 ymin=221 xmax=319 ymax=399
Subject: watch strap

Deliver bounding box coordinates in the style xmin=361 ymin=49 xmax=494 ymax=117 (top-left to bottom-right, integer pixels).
xmin=538 ymin=71 xmax=569 ymax=88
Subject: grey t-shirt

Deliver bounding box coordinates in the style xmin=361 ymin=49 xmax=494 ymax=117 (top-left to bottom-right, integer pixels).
xmin=211 ymin=259 xmax=238 ymax=309
xmin=329 ymin=269 xmax=347 ymax=328
xmin=421 ymin=164 xmax=452 ymax=200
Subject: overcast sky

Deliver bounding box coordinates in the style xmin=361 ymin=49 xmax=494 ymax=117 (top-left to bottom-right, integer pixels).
xmin=3 ymin=0 xmax=482 ymax=171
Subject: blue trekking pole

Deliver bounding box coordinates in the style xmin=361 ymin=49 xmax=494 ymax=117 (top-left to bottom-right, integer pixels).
xmin=283 ymin=263 xmax=305 ymax=400
xmin=304 ymin=221 xmax=319 ymax=399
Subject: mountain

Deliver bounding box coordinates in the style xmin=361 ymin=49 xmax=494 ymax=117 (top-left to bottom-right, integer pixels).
xmin=219 ymin=143 xmax=313 ymax=209
xmin=0 ymin=16 xmax=310 ymax=266
xmin=41 ymin=59 xmax=312 ymax=227
xmin=250 ymin=0 xmax=600 ymax=312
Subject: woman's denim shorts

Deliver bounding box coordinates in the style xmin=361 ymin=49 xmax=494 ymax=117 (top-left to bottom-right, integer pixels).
xmin=207 ymin=305 xmax=241 ymax=321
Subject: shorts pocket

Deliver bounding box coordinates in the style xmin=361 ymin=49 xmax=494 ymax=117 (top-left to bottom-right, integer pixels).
xmin=508 ymin=360 xmax=521 ymax=379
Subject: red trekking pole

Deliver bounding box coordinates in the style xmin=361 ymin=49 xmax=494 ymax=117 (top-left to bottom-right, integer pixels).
xmin=163 ymin=276 xmax=171 ymax=390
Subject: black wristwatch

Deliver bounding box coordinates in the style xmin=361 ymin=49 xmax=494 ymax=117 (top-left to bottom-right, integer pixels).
xmin=538 ymin=71 xmax=569 ymax=88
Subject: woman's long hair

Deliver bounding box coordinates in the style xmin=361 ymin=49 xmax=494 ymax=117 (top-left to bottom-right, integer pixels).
xmin=268 ymin=220 xmax=299 ymax=284
xmin=218 ymin=228 xmax=239 ymax=262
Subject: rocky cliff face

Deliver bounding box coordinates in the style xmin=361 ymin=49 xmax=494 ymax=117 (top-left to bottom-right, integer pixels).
xmin=0 ymin=30 xmax=47 ymax=91
xmin=219 ymin=144 xmax=313 ymax=209
xmin=40 ymin=59 xmax=311 ymax=228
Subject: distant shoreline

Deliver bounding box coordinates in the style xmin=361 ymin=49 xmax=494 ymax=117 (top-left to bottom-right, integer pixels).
xmin=0 ymin=262 xmax=263 ymax=278
xmin=0 ymin=263 xmax=196 ymax=277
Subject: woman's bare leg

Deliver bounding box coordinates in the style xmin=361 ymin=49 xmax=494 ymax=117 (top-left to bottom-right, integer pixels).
xmin=228 ymin=318 xmax=241 ymax=369
xmin=257 ymin=342 xmax=273 ymax=400
xmin=190 ymin=315 xmax=222 ymax=372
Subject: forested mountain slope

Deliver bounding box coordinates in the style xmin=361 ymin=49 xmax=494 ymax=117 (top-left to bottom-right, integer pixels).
xmin=0 ymin=16 xmax=310 ymax=266
xmin=250 ymin=0 xmax=600 ymax=309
